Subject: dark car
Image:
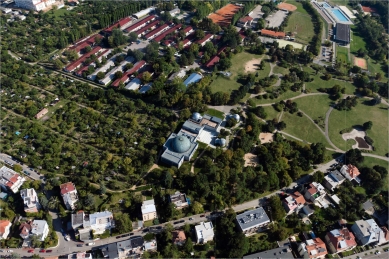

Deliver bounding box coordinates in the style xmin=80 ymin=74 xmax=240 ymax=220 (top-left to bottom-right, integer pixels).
xmin=200 ymin=215 xmax=205 ymax=217
xmin=156 ymin=226 xmax=162 ymax=230
xmin=122 ymin=234 xmax=130 ymax=237
xmin=77 ymin=244 xmax=83 ymax=247
xmin=179 ymin=220 xmax=185 ymax=223
xmin=142 ymin=228 xmax=149 ymax=233
xmin=116 ymin=235 xmax=122 ymax=239
xmin=46 ymin=250 xmax=52 ymax=253
xmin=130 ymin=233 xmax=134 ymax=236
xmin=173 ymin=221 xmax=180 ymax=225
xmin=39 ymin=250 xmax=46 ymax=253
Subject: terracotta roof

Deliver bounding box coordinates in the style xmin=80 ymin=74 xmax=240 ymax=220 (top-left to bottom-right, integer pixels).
xmin=204 ymin=55 xmax=220 ymax=68
xmin=361 ymin=6 xmax=378 ymax=13
xmin=346 ymin=164 xmax=360 ymax=178
xmin=144 ymin=24 xmax=169 ymax=39
xmin=183 ymin=26 xmax=193 ymax=33
xmin=172 ymin=230 xmax=186 ymax=244
xmin=134 ymin=19 xmax=160 ymax=35
xmin=19 ymin=222 xmax=32 ymax=235
xmin=292 ymin=191 xmax=306 ymax=205
xmin=153 ymin=24 xmax=182 ymax=42
xmin=327 ymin=228 xmax=356 ymax=252
xmin=306 ymin=238 xmax=327 ymax=259
xmin=111 ymin=60 xmax=147 ymax=87
xmin=197 ymin=33 xmax=214 ymax=45
xmin=307 ymin=184 xmax=318 ymax=195
xmin=261 ymin=29 xmax=286 ymax=38
xmin=60 ymin=182 xmax=76 ymax=195
xmin=0 ymin=220 xmax=10 ymax=234
xmin=125 ymin=15 xmax=156 ymax=33
xmin=105 ymin=17 xmax=132 ymax=33
xmin=239 ymin=16 xmax=253 ymax=23
xmin=382 ymin=227 xmax=389 ymax=241
xmin=64 ymin=47 xmax=102 ymax=72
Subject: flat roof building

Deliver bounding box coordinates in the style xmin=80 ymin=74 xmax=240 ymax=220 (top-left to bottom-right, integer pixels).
xmin=169 ymin=191 xmax=189 ymax=209
xmin=334 ymin=23 xmax=350 ymax=44
xmin=195 ymin=222 xmax=214 ymax=244
xmin=243 ymin=245 xmax=293 ymax=259
xmin=20 ymin=188 xmax=41 ymax=213
xmin=183 ymin=73 xmax=203 ymax=87
xmin=133 ymin=7 xmax=155 ymax=19
xmin=142 ymin=199 xmax=157 ymax=221
xmin=236 ymin=207 xmax=271 ymax=235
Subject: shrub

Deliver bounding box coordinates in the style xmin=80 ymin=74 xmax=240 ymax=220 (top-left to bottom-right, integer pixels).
xmin=340 ymin=127 xmax=353 ymax=134
xmin=364 ymin=136 xmax=374 ymax=145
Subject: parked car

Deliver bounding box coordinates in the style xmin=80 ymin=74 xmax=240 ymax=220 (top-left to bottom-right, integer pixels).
xmin=39 ymin=249 xmax=46 ymax=253
xmin=28 ymin=250 xmax=34 ymax=253
xmin=46 ymin=250 xmax=52 ymax=253
xmin=77 ymin=244 xmax=83 ymax=247
xmin=200 ymin=214 xmax=205 ymax=217
xmin=189 ymin=217 xmax=194 ymax=221
xmin=130 ymin=233 xmax=134 ymax=236
xmin=116 ymin=235 xmax=122 ymax=239
xmin=87 ymin=242 xmax=95 ymax=246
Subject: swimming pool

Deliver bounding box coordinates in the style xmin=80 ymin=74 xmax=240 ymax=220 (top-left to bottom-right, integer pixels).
xmin=331 ymin=9 xmax=349 ymax=22
xmin=321 ymin=2 xmax=331 ymax=8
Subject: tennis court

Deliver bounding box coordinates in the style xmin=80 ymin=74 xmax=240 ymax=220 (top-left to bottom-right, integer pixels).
xmin=277 ymin=2 xmax=297 ymax=11
xmin=208 ymin=4 xmax=242 ymax=27
xmin=354 ymin=57 xmax=367 ymax=70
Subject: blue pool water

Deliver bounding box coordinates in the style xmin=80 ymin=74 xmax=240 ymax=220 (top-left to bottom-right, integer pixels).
xmin=331 ymin=9 xmax=349 ymax=22
xmin=321 ymin=2 xmax=331 ymax=8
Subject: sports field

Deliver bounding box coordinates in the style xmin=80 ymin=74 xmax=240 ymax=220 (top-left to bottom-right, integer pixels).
xmin=208 ymin=4 xmax=241 ymax=27
xmin=353 ymin=57 xmax=367 ymax=70
xmin=277 ymin=2 xmax=297 ymax=11
xmin=336 ymin=46 xmax=349 ymax=64
xmin=284 ymin=11 xmax=314 ymax=45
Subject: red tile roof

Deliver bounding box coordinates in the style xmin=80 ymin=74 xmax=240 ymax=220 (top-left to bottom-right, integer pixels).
xmin=153 ymin=24 xmax=182 ymax=42
xmin=239 ymin=16 xmax=253 ymax=23
xmin=346 ymin=164 xmax=360 ymax=178
xmin=60 ymin=182 xmax=76 ymax=195
xmin=291 ymin=191 xmax=306 ymax=205
xmin=144 ymin=24 xmax=169 ymax=39
xmin=0 ymin=220 xmax=10 ymax=235
xmin=125 ymin=15 xmax=156 ymax=33
xmin=64 ymin=47 xmax=102 ymax=72
xmin=361 ymin=6 xmax=378 ymax=13
xmin=197 ymin=33 xmax=214 ymax=45
xmin=261 ymin=29 xmax=286 ymax=38
xmin=182 ymin=26 xmax=193 ymax=34
xmin=104 ymin=17 xmax=132 ymax=33
xmin=204 ymin=55 xmax=220 ymax=68
xmin=327 ymin=228 xmax=357 ymax=252
xmin=69 ymin=34 xmax=102 ymax=53
xmin=75 ymin=49 xmax=110 ymax=76
xmin=306 ymin=238 xmax=327 ymax=259
xmin=111 ymin=60 xmax=147 ymax=87
xmin=135 ymin=20 xmax=160 ymax=35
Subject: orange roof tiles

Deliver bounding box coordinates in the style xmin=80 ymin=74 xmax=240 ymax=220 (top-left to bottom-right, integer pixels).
xmin=60 ymin=182 xmax=76 ymax=195
xmin=261 ymin=29 xmax=286 ymax=38
xmin=346 ymin=164 xmax=360 ymax=178
xmin=361 ymin=6 xmax=378 ymax=13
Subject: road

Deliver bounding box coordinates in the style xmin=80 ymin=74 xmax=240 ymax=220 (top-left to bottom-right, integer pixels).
xmin=0 ymin=153 xmax=42 ymax=181
xmin=343 ymin=250 xmax=388 ymax=259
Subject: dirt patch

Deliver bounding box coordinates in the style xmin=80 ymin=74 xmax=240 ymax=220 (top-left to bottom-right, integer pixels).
xmin=259 ymin=132 xmax=274 ymax=144
xmin=245 ymin=58 xmax=262 ymax=73
xmin=277 ymin=2 xmax=297 ymax=11
xmin=354 ymin=57 xmax=367 ymax=70
xmin=355 ymin=137 xmax=369 ymax=148
xmin=208 ymin=4 xmax=242 ymax=27
xmin=342 ymin=128 xmax=372 ymax=150
xmin=244 ymin=153 xmax=259 ymax=167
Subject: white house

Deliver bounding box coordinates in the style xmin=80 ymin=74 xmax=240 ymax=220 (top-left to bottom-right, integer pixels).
xmin=72 ymin=211 xmax=114 ymax=235
xmin=141 ymin=199 xmax=157 ymax=221
xmin=0 ymin=220 xmax=12 ymax=240
xmin=20 ymin=188 xmax=41 ymax=213
xmin=195 ymin=222 xmax=214 ymax=244
xmin=351 ymin=219 xmax=387 ymax=246
xmin=60 ymin=182 xmax=78 ymax=210
xmin=0 ymin=166 xmax=26 ymax=193
xmin=31 ymin=220 xmax=49 ymax=241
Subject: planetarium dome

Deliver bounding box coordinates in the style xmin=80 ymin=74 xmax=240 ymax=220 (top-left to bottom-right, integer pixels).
xmin=172 ymin=135 xmax=191 ymax=153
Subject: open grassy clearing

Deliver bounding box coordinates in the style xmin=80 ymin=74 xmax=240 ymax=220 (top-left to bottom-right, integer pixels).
xmin=303 ymin=66 xmax=356 ymax=94
xmin=209 ymin=52 xmax=265 ymax=93
xmin=262 ymin=106 xmax=280 ymax=121
xmin=367 ymin=59 xmax=388 ymax=82
xmin=205 ymin=108 xmax=225 ymax=118
xmin=328 ymin=101 xmax=388 ymax=156
xmin=251 ymin=90 xmax=301 ymax=105
xmin=258 ymin=60 xmax=272 ymax=79
xmin=284 ymin=12 xmax=315 ymax=45
xmin=285 ymin=0 xmax=309 ymax=14
xmin=294 ymin=94 xmax=332 ymax=121
xmin=48 ymin=7 xmax=71 ymax=20
xmin=336 ymin=46 xmax=349 ymax=64
xmin=281 ymin=111 xmax=331 ymax=148
xmin=350 ymin=26 xmax=366 ymax=54
xmin=272 ymin=65 xmax=290 ymax=75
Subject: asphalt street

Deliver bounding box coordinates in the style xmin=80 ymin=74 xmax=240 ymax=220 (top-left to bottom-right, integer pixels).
xmin=0 ymin=153 xmax=42 ymax=181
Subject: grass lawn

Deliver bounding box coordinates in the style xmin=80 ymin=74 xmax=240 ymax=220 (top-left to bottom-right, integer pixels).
xmin=367 ymin=58 xmax=388 ymax=82
xmin=48 ymin=7 xmax=70 ymax=20
xmin=251 ymin=91 xmax=301 ymax=105
xmin=205 ymin=108 xmax=225 ymax=118
xmin=350 ymin=26 xmax=366 ymax=54
xmin=281 ymin=111 xmax=331 ymax=147
xmin=303 ymin=66 xmax=356 ymax=94
xmin=262 ymin=106 xmax=280 ymax=121
xmin=285 ymin=0 xmax=309 ymax=15
xmin=284 ymin=12 xmax=314 ymax=45
xmin=336 ymin=46 xmax=350 ymax=64
xmin=273 ymin=65 xmax=290 ymax=75
xmin=328 ymin=101 xmax=388 ymax=156
xmin=294 ymin=94 xmax=333 ymax=121
xmin=258 ymin=60 xmax=271 ymax=79
xmin=209 ymin=51 xmax=264 ymax=93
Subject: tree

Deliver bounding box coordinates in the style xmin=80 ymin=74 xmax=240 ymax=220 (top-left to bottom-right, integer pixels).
xmin=194 ymin=30 xmax=205 ymax=40
xmin=191 ymin=201 xmax=204 ymax=214
xmin=129 ymin=32 xmax=138 ymax=42
xmin=84 ymin=46 xmax=92 ymax=53
xmin=363 ymin=121 xmax=373 ymax=130
xmin=344 ymin=149 xmax=364 ymax=166
xmin=115 ymin=213 xmax=133 ymax=234
xmin=268 ymin=195 xmax=286 ymax=221
xmin=141 ymin=72 xmax=152 ymax=83
xmin=99 ymin=183 xmax=107 ymax=195
xmin=13 ymin=164 xmax=22 ymax=173
xmin=96 ymin=72 xmax=105 ymax=80
xmin=311 ymin=171 xmax=324 ymax=183
xmin=183 ymin=237 xmax=194 ymax=254
xmin=47 ymin=196 xmax=60 ymax=210
xmin=132 ymin=49 xmax=144 ymax=62
xmin=164 ymin=171 xmax=173 ymax=189
xmin=83 ymin=193 xmax=95 ymax=207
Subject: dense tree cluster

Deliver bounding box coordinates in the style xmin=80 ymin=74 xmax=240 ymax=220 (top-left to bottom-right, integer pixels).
xmin=301 ymin=1 xmax=322 ymax=56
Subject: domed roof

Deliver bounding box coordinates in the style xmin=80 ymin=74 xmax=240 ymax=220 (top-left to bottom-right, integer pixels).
xmin=233 ymin=114 xmax=240 ymax=121
xmin=172 ymin=135 xmax=191 ymax=153
xmin=220 ymin=138 xmax=226 ymax=146
xmin=192 ymin=112 xmax=201 ymax=121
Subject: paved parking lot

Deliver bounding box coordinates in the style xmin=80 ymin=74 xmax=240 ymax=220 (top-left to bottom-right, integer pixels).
xmin=126 ymin=40 xmax=149 ymax=52
xmin=266 ymin=10 xmax=288 ymax=27
xmin=249 ymin=5 xmax=264 ymax=28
